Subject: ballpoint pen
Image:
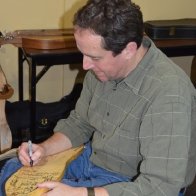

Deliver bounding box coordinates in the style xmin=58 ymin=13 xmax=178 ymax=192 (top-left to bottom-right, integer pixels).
xmin=28 ymin=140 xmax=33 ymax=167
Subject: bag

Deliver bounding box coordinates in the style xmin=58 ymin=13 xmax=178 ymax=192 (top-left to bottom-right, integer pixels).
xmin=5 ymin=83 xmax=83 ymax=148
xmin=0 ymin=65 xmax=14 ymax=153
xmin=144 ymin=18 xmax=196 ymax=39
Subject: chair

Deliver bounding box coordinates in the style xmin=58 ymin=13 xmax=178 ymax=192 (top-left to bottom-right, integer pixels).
xmin=0 ymin=65 xmax=13 ymax=153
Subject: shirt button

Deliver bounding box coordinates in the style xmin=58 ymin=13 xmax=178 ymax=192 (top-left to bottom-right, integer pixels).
xmin=107 ymin=112 xmax=110 ymax=116
xmin=94 ymin=151 xmax=97 ymax=155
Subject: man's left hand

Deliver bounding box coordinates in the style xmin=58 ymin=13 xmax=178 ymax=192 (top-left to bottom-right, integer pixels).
xmin=37 ymin=181 xmax=87 ymax=196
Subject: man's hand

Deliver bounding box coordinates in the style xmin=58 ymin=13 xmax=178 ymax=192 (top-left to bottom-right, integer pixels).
xmin=37 ymin=181 xmax=109 ymax=196
xmin=37 ymin=182 xmax=87 ymax=196
xmin=18 ymin=142 xmax=45 ymax=166
xmin=18 ymin=132 xmax=71 ymax=167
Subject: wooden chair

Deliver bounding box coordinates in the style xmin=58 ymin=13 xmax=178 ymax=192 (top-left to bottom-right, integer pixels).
xmin=0 ymin=65 xmax=14 ymax=153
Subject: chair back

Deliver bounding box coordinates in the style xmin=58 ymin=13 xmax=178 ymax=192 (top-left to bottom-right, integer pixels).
xmin=0 ymin=65 xmax=13 ymax=153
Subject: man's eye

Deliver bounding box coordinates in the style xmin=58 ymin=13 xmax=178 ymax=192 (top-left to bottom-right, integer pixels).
xmin=91 ymin=57 xmax=100 ymax=61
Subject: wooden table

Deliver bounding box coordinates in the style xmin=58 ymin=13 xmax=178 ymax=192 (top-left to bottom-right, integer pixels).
xmin=154 ymin=38 xmax=196 ymax=57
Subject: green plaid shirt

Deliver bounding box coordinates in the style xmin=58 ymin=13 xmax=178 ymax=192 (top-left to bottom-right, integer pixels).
xmin=55 ymin=38 xmax=196 ymax=195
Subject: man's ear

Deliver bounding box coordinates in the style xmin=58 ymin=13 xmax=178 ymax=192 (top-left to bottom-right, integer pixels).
xmin=122 ymin=42 xmax=137 ymax=59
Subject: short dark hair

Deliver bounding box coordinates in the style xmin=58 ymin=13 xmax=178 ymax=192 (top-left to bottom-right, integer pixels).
xmin=73 ymin=0 xmax=143 ymax=56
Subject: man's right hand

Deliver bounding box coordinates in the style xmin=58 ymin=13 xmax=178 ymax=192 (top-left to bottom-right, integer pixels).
xmin=18 ymin=142 xmax=45 ymax=167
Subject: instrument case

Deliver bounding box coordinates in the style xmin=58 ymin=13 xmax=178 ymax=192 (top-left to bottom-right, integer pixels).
xmin=144 ymin=18 xmax=196 ymax=39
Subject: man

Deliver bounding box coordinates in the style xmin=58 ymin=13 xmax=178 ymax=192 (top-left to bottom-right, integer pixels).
xmin=1 ymin=0 xmax=196 ymax=195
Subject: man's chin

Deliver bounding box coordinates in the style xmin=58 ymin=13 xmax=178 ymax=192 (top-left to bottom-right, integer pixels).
xmin=96 ymin=77 xmax=107 ymax=82
xmin=94 ymin=73 xmax=108 ymax=82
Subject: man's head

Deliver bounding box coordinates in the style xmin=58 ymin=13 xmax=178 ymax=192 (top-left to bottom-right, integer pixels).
xmin=73 ymin=0 xmax=145 ymax=82
xmin=73 ymin=0 xmax=143 ymax=56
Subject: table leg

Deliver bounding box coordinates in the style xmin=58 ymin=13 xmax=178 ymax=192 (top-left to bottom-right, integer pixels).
xmin=29 ymin=59 xmax=36 ymax=141
xmin=18 ymin=48 xmax=24 ymax=101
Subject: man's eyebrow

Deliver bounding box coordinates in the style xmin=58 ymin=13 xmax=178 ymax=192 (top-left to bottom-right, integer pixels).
xmin=81 ymin=52 xmax=102 ymax=59
xmin=76 ymin=45 xmax=102 ymax=59
xmin=86 ymin=54 xmax=101 ymax=59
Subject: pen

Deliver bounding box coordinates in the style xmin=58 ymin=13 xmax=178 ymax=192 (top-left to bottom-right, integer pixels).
xmin=28 ymin=140 xmax=33 ymax=167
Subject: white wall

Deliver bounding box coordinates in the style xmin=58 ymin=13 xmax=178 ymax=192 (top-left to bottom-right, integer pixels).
xmin=0 ymin=0 xmax=195 ymax=102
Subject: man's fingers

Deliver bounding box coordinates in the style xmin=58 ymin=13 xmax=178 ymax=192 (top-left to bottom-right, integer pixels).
xmin=37 ymin=181 xmax=58 ymax=189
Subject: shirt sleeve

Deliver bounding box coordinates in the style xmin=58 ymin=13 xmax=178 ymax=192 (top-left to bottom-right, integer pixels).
xmin=104 ymin=79 xmax=196 ymax=195
xmin=54 ymin=71 xmax=97 ymax=147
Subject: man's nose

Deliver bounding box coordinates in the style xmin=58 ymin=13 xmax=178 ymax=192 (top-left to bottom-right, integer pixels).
xmin=83 ymin=56 xmax=94 ymax=70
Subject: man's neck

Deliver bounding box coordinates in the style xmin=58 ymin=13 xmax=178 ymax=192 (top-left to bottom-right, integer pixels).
xmin=125 ymin=43 xmax=149 ymax=77
xmin=134 ymin=43 xmax=148 ymax=67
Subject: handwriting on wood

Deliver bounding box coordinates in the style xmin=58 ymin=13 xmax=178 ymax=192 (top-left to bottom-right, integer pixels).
xmin=5 ymin=146 xmax=83 ymax=196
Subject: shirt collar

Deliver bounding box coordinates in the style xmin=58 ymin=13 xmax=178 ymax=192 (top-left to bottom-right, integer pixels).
xmin=120 ymin=37 xmax=157 ymax=95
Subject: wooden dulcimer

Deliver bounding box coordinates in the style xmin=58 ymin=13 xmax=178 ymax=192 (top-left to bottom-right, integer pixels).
xmin=0 ymin=28 xmax=77 ymax=50
xmin=5 ymin=146 xmax=84 ymax=196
